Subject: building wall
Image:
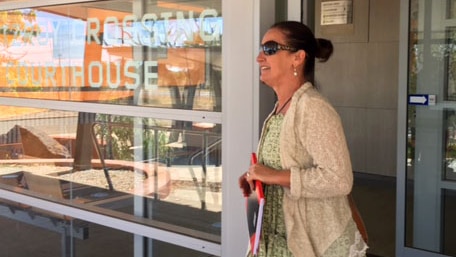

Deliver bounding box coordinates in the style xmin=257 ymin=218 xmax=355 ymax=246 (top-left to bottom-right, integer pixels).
xmin=316 ymin=0 xmax=400 ymax=177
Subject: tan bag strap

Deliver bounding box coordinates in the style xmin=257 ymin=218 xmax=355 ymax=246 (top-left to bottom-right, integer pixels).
xmin=348 ymin=193 xmax=368 ymax=244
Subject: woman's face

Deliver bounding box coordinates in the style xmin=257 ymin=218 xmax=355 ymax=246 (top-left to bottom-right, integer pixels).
xmin=257 ymin=28 xmax=295 ymax=88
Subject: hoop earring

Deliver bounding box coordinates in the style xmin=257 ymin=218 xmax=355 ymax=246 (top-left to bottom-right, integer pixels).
xmin=293 ymin=67 xmax=298 ymax=77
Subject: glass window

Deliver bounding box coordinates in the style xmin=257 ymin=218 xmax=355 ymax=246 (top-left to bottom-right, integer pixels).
xmin=0 ymin=213 xmax=213 ymax=257
xmin=0 ymin=106 xmax=222 ymax=242
xmin=405 ymin=0 xmax=456 ymax=255
xmin=0 ymin=0 xmax=223 ymax=255
xmin=0 ymin=1 xmax=222 ymax=112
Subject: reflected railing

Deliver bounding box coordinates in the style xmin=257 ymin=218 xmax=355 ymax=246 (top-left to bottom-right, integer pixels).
xmin=90 ymin=120 xmax=222 ymax=209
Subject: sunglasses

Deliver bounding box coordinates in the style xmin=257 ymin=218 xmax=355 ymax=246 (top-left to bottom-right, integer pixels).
xmin=261 ymin=41 xmax=297 ymax=56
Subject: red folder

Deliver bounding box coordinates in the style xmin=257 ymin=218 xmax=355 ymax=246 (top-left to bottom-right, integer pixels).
xmin=246 ymin=153 xmax=265 ymax=256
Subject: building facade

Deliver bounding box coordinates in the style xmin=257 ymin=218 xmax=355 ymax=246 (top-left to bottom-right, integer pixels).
xmin=0 ymin=0 xmax=454 ymax=257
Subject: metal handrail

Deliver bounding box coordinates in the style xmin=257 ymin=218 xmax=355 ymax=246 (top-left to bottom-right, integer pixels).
xmin=90 ymin=119 xmax=221 ymax=201
xmin=187 ymin=137 xmax=222 ymax=210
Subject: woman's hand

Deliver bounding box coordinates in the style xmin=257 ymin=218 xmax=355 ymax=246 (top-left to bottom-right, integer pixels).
xmin=238 ymin=172 xmax=252 ymax=197
xmin=239 ymin=163 xmax=265 ymax=196
xmin=247 ymin=163 xmax=274 ymax=184
xmin=239 ymin=164 xmax=291 ymax=196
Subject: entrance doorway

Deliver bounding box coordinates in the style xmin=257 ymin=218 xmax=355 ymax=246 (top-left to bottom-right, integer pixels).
xmin=398 ymin=1 xmax=456 ymax=256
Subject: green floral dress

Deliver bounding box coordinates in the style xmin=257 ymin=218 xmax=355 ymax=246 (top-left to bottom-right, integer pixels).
xmin=247 ymin=114 xmax=293 ymax=257
xmin=248 ymin=114 xmax=367 ymax=257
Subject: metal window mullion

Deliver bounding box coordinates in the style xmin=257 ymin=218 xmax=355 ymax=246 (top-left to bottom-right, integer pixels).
xmin=0 ymin=0 xmax=102 ymax=10
xmin=395 ymin=0 xmax=410 ymax=256
xmin=0 ymin=97 xmax=222 ymax=124
xmin=0 ymin=189 xmax=221 ymax=256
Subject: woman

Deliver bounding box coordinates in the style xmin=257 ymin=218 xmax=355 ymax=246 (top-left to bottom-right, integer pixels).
xmin=239 ymin=21 xmax=368 ymax=257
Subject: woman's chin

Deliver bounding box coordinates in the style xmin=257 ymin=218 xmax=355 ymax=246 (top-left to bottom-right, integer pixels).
xmin=259 ymin=75 xmax=270 ymax=85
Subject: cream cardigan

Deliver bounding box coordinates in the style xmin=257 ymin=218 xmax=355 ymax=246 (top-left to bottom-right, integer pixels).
xmin=259 ymin=82 xmax=355 ymax=257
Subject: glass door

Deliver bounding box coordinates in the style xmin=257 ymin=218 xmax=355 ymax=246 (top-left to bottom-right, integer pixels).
xmin=399 ymin=0 xmax=456 ymax=256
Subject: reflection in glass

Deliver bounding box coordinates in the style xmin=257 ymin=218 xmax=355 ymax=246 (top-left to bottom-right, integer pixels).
xmin=0 ymin=214 xmax=212 ymax=257
xmin=446 ymin=27 xmax=456 ymax=100
xmin=406 ymin=0 xmax=456 ymax=255
xmin=0 ymin=106 xmax=222 ymax=242
xmin=443 ymin=189 xmax=456 ymax=255
xmin=445 ymin=111 xmax=456 ymax=181
xmin=0 ymin=0 xmax=222 ymax=112
xmin=449 ymin=0 xmax=456 ymax=19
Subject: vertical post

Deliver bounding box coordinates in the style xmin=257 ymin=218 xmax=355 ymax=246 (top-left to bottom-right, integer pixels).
xmin=61 ymin=226 xmax=75 ymax=257
xmin=73 ymin=112 xmax=96 ymax=171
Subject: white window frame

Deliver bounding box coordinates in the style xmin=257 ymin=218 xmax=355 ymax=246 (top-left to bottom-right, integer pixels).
xmin=0 ymin=0 xmax=280 ymax=256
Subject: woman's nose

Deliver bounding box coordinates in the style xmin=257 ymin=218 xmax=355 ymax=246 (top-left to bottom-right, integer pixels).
xmin=256 ymin=52 xmax=265 ymax=62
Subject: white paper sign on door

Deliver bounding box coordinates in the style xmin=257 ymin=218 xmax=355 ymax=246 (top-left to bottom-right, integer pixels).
xmin=321 ymin=0 xmax=353 ymax=25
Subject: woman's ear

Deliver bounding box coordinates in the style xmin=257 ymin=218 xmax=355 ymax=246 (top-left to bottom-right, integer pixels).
xmin=294 ymin=50 xmax=306 ymax=66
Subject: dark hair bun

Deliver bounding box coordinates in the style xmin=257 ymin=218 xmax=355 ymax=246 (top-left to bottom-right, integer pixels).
xmin=316 ymin=38 xmax=333 ymax=62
